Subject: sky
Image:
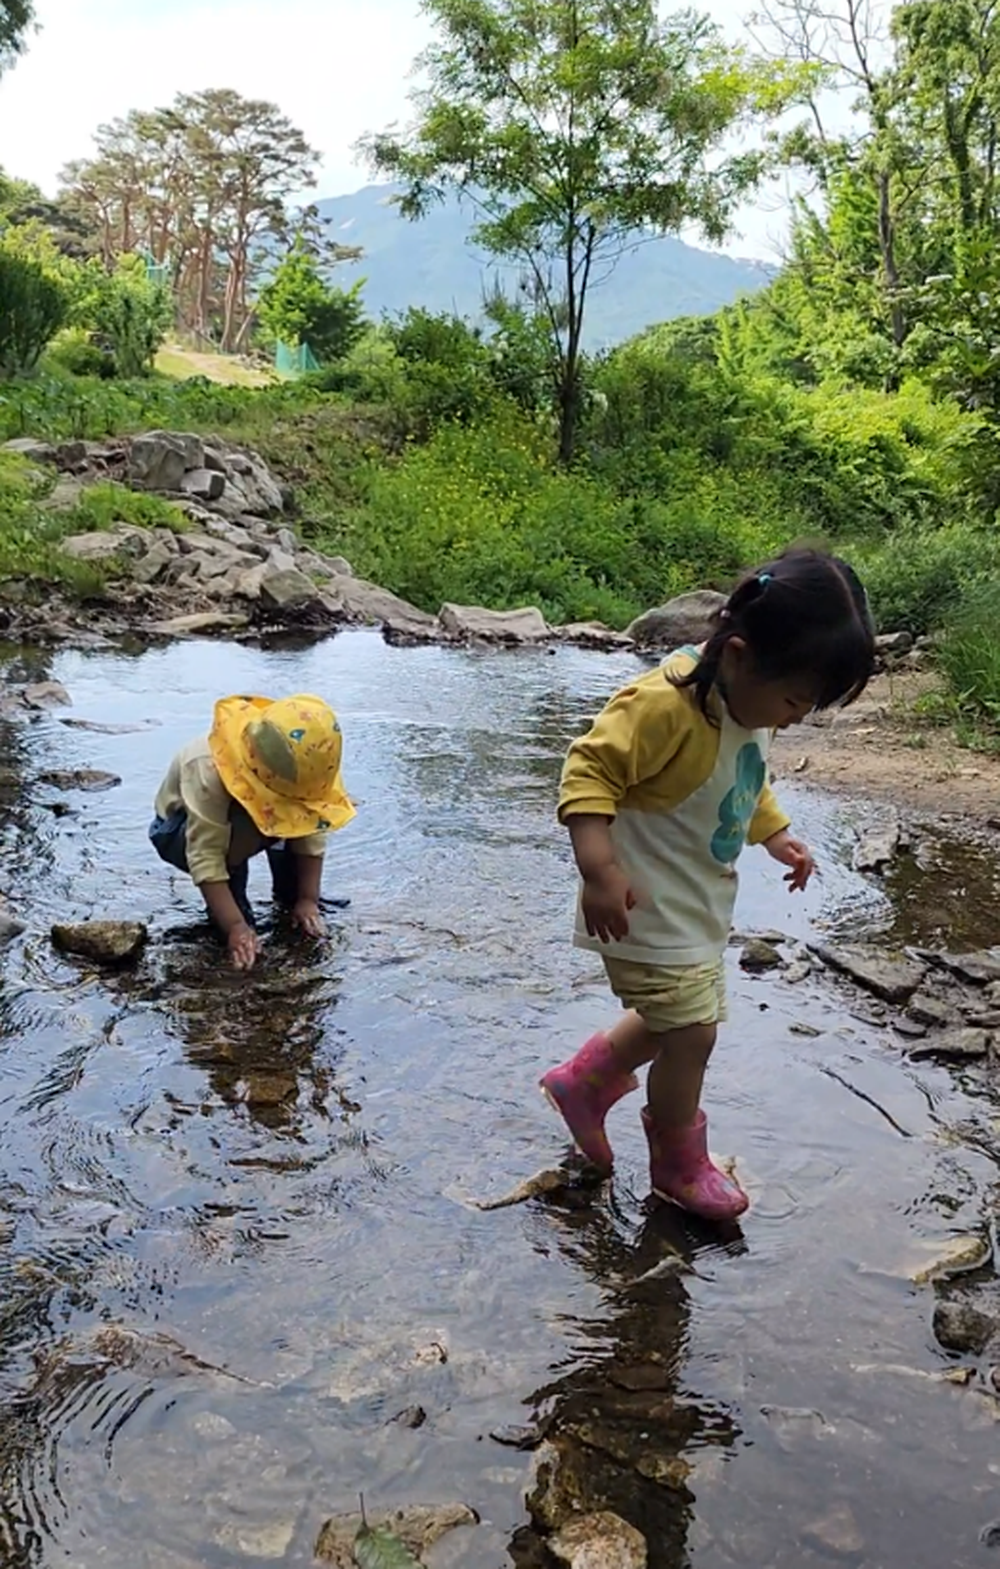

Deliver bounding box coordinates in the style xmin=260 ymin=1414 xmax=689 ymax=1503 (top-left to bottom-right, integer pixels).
xmin=0 ymin=0 xmax=879 ymax=262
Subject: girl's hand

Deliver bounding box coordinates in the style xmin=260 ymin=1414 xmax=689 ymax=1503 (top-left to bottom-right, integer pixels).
xmin=292 ymin=898 xmax=326 ymax=938
xmin=765 ymin=829 xmax=816 ymax=893
xmin=581 ymin=865 xmax=637 ymax=942
xmin=227 ymin=922 xmax=259 ymax=970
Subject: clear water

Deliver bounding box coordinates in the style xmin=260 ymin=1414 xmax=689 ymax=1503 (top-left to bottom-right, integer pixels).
xmin=0 ymin=629 xmax=997 ymax=1568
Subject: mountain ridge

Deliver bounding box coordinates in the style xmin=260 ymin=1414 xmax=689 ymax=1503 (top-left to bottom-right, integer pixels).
xmin=314 ymin=184 xmax=774 ymax=344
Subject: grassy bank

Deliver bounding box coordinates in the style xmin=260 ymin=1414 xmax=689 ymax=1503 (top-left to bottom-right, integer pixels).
xmin=1 ymin=330 xmax=998 ymax=655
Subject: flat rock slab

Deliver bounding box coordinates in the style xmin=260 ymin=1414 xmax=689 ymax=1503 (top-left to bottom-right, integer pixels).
xmin=51 ymin=920 xmax=148 ymax=964
xmin=811 ymin=943 xmax=925 ymax=1003
xmin=920 ymin=948 xmax=1000 ymax=986
xmin=439 ymin=602 xmax=550 ymax=642
xmin=853 ymin=811 xmax=901 ymax=873
xmin=908 ymin=1027 xmax=992 ymax=1063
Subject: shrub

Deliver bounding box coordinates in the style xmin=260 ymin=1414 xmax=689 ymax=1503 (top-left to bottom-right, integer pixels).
xmin=851 ymin=523 xmax=1000 ymax=635
xmin=0 ymin=249 xmax=68 ymax=377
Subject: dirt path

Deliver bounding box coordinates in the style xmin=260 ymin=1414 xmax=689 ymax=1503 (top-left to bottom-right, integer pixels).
xmin=772 ymin=669 xmax=1000 ymax=825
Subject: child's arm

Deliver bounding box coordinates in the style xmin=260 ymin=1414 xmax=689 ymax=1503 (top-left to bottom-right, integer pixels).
xmin=750 ymin=783 xmax=815 ymax=893
xmin=559 ymin=678 xmax=687 ymax=940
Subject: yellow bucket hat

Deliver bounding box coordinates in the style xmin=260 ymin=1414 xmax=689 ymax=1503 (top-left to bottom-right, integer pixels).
xmin=208 ymin=693 xmax=355 ymax=840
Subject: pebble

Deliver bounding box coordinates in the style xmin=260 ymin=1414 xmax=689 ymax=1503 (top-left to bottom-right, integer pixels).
xmin=933 ymin=1300 xmax=998 ymax=1355
xmin=739 ymin=938 xmax=784 ymax=973
xmin=390 ymin=1405 xmax=427 ymax=1429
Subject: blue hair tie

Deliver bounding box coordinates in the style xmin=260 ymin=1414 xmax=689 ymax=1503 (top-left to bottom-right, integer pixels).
xmin=758 ymin=572 xmax=773 ymax=586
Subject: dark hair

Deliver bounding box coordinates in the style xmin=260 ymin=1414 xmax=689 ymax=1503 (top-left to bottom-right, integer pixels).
xmin=674 ymin=546 xmax=875 ymax=720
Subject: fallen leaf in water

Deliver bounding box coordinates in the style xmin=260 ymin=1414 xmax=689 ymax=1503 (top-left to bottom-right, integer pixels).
xmin=469 ymin=1168 xmax=576 ymax=1210
xmin=353 ymin=1524 xmax=422 ymax=1568
xmin=316 ymin=1504 xmax=478 ymax=1568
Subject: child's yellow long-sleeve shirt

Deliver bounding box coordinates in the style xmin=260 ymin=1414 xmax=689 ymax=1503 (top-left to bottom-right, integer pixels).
xmin=559 ymin=651 xmax=790 ymax=964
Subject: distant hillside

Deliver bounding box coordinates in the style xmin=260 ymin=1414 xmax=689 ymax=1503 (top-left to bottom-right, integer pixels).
xmin=316 ymin=185 xmax=773 ymax=346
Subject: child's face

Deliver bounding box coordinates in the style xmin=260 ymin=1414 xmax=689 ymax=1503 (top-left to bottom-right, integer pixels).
xmin=719 ymin=642 xmax=817 ymax=731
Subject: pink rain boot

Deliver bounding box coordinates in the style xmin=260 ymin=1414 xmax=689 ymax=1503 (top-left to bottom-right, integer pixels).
xmin=642 ymin=1107 xmax=748 ymax=1221
xmin=539 ymin=1033 xmax=638 ymax=1171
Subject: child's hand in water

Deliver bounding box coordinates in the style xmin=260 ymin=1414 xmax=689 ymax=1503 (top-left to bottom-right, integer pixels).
xmin=228 ymin=922 xmax=259 ymax=970
xmin=292 ymin=898 xmax=326 ymax=938
xmin=582 ymin=865 xmax=637 ymax=942
xmin=765 ymin=829 xmax=816 ymax=892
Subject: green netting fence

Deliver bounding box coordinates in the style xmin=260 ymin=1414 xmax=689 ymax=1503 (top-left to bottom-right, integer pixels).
xmin=275 ymin=340 xmax=321 ymax=377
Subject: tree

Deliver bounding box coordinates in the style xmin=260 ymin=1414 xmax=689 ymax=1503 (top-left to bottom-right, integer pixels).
xmin=78 ymin=255 xmax=173 ymax=377
xmin=0 ymin=0 xmax=34 ymax=75
xmin=0 ymin=249 xmax=66 ymax=378
xmin=361 ymin=0 xmax=795 ymax=463
xmin=257 ymin=244 xmax=366 ymax=364
xmin=60 ymin=89 xmax=328 ymax=350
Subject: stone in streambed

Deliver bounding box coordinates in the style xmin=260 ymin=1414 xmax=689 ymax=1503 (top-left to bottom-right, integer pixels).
xmin=933 ymin=1300 xmax=998 ymax=1355
xmin=51 ymin=920 xmax=147 ymax=964
xmin=549 ymin=1512 xmax=647 ymax=1569
xmin=810 ymin=942 xmax=925 ymax=1003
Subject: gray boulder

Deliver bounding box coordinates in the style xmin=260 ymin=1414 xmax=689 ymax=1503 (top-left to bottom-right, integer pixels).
xmin=439 ymin=602 xmax=550 ymax=642
xmin=129 ymin=432 xmax=204 ymax=492
xmin=625 ymin=589 xmax=726 ymax=649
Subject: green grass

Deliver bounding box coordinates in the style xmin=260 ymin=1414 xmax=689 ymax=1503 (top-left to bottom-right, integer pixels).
xmin=938 ymin=582 xmax=1000 ymax=729
xmin=0 ymin=452 xmax=109 ymax=595
xmin=65 ymin=480 xmax=190 ymax=534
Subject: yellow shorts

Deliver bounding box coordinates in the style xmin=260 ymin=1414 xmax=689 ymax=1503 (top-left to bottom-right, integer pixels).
xmin=602 ymin=956 xmax=727 ymax=1034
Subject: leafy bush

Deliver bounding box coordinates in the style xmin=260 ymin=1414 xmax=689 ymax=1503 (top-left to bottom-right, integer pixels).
xmin=258 ymin=246 xmax=367 ymax=364
xmin=46 ymin=328 xmax=114 ymax=378
xmin=0 ymin=249 xmax=68 ymax=377
xmin=67 ymin=481 xmax=189 ymax=534
xmin=851 ymin=523 xmax=1000 ymax=635
xmin=938 ymin=582 xmax=1000 ymax=723
xmin=75 ymin=257 xmax=173 ymax=378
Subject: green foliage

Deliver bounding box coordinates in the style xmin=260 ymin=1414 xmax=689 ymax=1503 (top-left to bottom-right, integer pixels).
xmin=0 ymin=451 xmax=107 ymax=595
xmin=0 ymin=0 xmax=34 ymax=72
xmin=67 ymin=480 xmax=189 ymax=535
xmin=938 ymin=581 xmax=1000 ymax=723
xmin=258 ymin=245 xmax=367 ymax=364
xmin=853 ymin=523 xmax=1000 ymax=636
xmin=46 ymin=327 xmax=114 ymax=379
xmin=75 ymin=257 xmax=172 ymax=378
xmin=0 ymin=245 xmax=68 ymax=377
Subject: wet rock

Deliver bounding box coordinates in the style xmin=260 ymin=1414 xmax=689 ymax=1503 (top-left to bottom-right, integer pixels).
xmin=625 ymin=589 xmax=726 ymax=649
xmin=241 ymin=1072 xmax=297 ymax=1108
xmin=526 ymin=1441 xmax=591 ymax=1532
xmin=39 ymin=768 xmax=121 ymax=792
xmin=908 ymin=1027 xmax=991 ymax=1063
xmin=801 ymin=1502 xmax=863 ymax=1559
xmin=45 ymin=475 xmax=87 ymax=511
xmin=549 ymin=1512 xmax=647 ymax=1569
xmin=259 ymin=565 xmax=321 ymax=609
xmin=933 ymin=1300 xmax=998 ymax=1355
xmin=59 ymin=717 xmax=159 ymax=734
xmin=439 ymin=602 xmax=550 ymax=643
xmin=783 ymin=959 xmax=812 ymax=985
xmin=852 ymin=810 xmax=901 ymax=873
xmin=470 ymin=1166 xmax=599 ymax=1209
xmin=894 ymin=1015 xmax=928 ymax=1040
xmin=739 ymin=937 xmax=784 ymax=973
xmin=909 ymin=1234 xmax=991 ymax=1285
xmin=329 ymin=575 xmax=436 ymax=633
xmin=490 ymin=1422 xmax=547 ymax=1450
xmin=315 ymin=1503 xmax=478 ymax=1567
xmin=907 ymin=993 xmax=955 ymax=1028
xmin=980 ymin=1522 xmax=1000 ymax=1549
xmin=413 ymin=1340 xmax=448 ymax=1366
xmin=564 ymin=1420 xmax=691 ymax=1488
xmin=0 ymin=913 xmax=25 ymax=943
xmin=924 ymin=948 xmax=1000 ymax=986
xmin=810 ymin=943 xmax=925 ymax=1003
xmin=21 ymin=680 xmax=71 ymax=709
xmin=556 ymin=622 xmax=636 ymax=651
xmin=390 ymin=1404 xmax=427 ymax=1429
xmin=147 ymin=611 xmax=249 ymax=636
xmin=608 ymin=1361 xmax=673 ymax=1392
xmin=51 ymin=920 xmax=147 ymax=963
xmin=180 ymin=467 xmax=225 ymax=502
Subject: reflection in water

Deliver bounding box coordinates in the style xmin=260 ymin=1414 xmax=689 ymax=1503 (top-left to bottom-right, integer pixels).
xmin=0 ymin=632 xmax=998 ymax=1567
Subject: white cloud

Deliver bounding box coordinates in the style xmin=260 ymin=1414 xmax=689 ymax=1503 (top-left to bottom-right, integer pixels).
xmin=0 ymin=0 xmax=886 ymax=261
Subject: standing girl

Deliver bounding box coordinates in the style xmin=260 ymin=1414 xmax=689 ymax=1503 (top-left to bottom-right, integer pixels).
xmin=540 ymin=548 xmax=875 ymax=1220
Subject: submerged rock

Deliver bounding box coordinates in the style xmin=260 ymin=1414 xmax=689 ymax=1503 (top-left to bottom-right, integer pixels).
xmin=51 ymin=920 xmax=147 ymax=963
xmin=908 ymin=1234 xmax=992 ymax=1285
xmin=923 ymin=948 xmax=1000 ymax=986
xmin=470 ymin=1167 xmax=586 ymax=1210
xmin=490 ymin=1422 xmax=548 ymax=1451
xmin=801 ymin=1502 xmax=863 ymax=1559
xmin=549 ymin=1512 xmax=647 ymax=1569
xmin=933 ymin=1300 xmax=998 ymax=1355
xmin=853 ymin=811 xmax=901 ymax=873
xmin=39 ymin=768 xmax=121 ymax=792
xmin=21 ymin=680 xmax=71 ymax=709
xmin=810 ymin=943 xmax=925 ymax=1003
xmin=314 ymin=1503 xmax=478 ymax=1567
